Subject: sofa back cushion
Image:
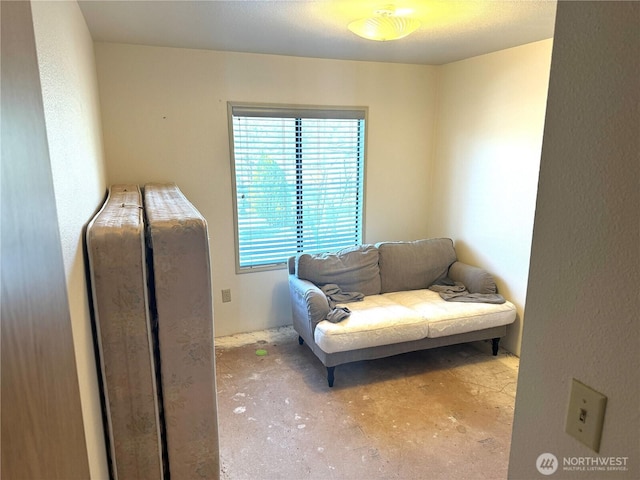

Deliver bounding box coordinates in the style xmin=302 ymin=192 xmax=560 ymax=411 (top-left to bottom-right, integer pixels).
xmin=296 ymin=244 xmax=381 ymax=296
xmin=377 ymin=238 xmax=457 ymax=293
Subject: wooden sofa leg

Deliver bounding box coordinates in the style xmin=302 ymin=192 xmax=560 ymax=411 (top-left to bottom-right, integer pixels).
xmin=327 ymin=367 xmax=335 ymax=388
xmin=492 ymin=338 xmax=500 ymax=356
xmin=298 ymin=336 xmax=304 ymax=345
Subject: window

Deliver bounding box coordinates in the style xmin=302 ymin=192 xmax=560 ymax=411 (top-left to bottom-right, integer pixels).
xmin=228 ymin=103 xmax=367 ymax=272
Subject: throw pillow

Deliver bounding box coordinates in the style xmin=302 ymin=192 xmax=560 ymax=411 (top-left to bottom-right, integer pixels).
xmin=448 ymin=262 xmax=498 ymax=294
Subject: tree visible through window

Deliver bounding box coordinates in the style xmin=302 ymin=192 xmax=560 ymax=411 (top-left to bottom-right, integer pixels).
xmin=229 ymin=104 xmax=366 ymax=271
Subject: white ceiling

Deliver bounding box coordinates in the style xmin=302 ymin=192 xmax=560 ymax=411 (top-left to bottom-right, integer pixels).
xmin=78 ymin=0 xmax=557 ymax=65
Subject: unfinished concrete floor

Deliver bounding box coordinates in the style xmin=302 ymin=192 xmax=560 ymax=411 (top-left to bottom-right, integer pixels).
xmin=215 ymin=326 xmax=519 ymax=480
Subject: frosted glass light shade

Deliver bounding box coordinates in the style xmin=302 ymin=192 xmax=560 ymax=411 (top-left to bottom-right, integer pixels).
xmin=348 ymin=15 xmax=421 ymax=41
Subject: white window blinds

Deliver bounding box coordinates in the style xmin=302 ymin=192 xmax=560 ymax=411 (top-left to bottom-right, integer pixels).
xmin=229 ymin=104 xmax=366 ymax=271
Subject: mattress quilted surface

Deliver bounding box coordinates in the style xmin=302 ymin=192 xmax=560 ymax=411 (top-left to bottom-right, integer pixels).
xmin=144 ymin=182 xmax=220 ymax=479
xmin=314 ymin=289 xmax=516 ymax=354
xmin=86 ymin=184 xmax=164 ymax=478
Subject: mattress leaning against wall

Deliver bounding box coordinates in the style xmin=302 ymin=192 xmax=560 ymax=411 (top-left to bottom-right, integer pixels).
xmin=144 ymin=182 xmax=220 ymax=479
xmin=86 ymin=185 xmax=164 ymax=479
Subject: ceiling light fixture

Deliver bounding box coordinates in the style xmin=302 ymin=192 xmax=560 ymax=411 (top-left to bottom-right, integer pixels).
xmin=348 ymin=5 xmax=421 ymax=42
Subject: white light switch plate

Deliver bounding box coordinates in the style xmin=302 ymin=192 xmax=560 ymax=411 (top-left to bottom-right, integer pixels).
xmin=565 ymin=378 xmax=607 ymax=452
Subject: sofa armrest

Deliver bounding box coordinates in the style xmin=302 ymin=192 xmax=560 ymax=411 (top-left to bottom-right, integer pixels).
xmin=448 ymin=261 xmax=498 ymax=294
xmin=288 ymin=274 xmax=331 ymax=339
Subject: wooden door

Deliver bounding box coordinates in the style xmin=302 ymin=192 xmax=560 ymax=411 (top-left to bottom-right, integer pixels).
xmin=1 ymin=1 xmax=90 ymax=477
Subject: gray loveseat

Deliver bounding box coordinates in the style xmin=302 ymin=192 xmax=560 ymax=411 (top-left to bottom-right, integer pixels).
xmin=288 ymin=238 xmax=516 ymax=387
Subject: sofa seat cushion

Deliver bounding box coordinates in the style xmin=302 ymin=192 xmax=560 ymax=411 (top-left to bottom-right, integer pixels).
xmin=313 ymin=295 xmax=428 ymax=354
xmin=314 ymin=290 xmax=517 ymax=355
xmin=296 ymin=244 xmax=381 ymax=296
xmin=383 ymin=289 xmax=517 ymax=339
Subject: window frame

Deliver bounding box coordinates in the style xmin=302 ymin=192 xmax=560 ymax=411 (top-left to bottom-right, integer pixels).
xmin=227 ymin=102 xmax=368 ymax=273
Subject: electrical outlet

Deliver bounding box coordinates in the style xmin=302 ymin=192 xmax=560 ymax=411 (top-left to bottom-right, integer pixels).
xmin=221 ymin=289 xmax=231 ymax=303
xmin=565 ymin=378 xmax=607 ymax=452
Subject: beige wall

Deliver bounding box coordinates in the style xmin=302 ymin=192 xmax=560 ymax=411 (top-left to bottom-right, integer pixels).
xmin=429 ymin=39 xmax=553 ymax=355
xmin=31 ymin=1 xmax=109 ymax=478
xmin=22 ymin=2 xmax=569 ymax=476
xmin=95 ymin=43 xmax=438 ymax=336
xmin=509 ymin=1 xmax=639 ymax=477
